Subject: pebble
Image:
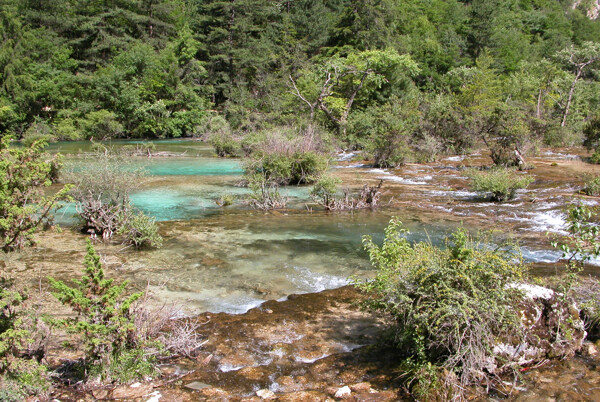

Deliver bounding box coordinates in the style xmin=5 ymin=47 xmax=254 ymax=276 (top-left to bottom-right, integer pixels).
xmin=583 ymin=342 xmax=599 ymax=357
xmin=184 ymin=381 xmax=212 ymax=391
xmin=256 ymin=389 xmax=276 ymax=399
xmin=334 ymin=386 xmax=351 ymax=398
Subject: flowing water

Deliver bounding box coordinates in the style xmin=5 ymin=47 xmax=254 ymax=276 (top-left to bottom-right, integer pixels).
xmin=41 ymin=140 xmax=600 ymax=314
xmin=31 ymin=140 xmax=600 ymax=399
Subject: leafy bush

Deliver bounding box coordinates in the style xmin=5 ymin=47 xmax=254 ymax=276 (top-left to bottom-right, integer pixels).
xmin=215 ymin=194 xmax=235 ymax=207
xmin=310 ymin=176 xmax=342 ymax=209
xmin=210 ymin=132 xmax=240 ymax=157
xmin=201 ymin=115 xmax=239 ymax=157
xmin=66 ymin=151 xmax=162 ymax=247
xmin=81 ymin=110 xmax=124 ymax=140
xmin=118 ymin=211 xmax=162 ymax=249
xmin=49 ymin=241 xmax=158 ymax=382
xmin=355 ymin=219 xmax=528 ymax=398
xmin=348 ymin=97 xmax=417 ymax=168
xmin=583 ymin=114 xmax=600 ymax=157
xmin=53 ymin=117 xmax=84 ymax=141
xmin=22 ymin=121 xmax=55 ymax=146
xmin=466 ymin=167 xmax=533 ymax=202
xmin=246 ymin=173 xmax=288 ymax=210
xmin=246 ymin=151 xmax=328 ymax=185
xmin=67 ymin=152 xmax=141 ymax=238
xmin=581 ymin=175 xmax=600 ymax=196
xmin=242 ymin=126 xmax=331 ymax=184
xmin=0 ymin=137 xmax=71 ymax=252
xmin=0 ymin=277 xmax=50 ymax=399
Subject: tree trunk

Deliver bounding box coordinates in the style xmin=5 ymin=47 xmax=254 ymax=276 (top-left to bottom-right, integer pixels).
xmin=561 ymin=69 xmax=582 ymax=127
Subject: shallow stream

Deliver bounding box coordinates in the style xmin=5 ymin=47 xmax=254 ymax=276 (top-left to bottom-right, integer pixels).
xmin=42 ymin=140 xmax=599 ymax=314
xmin=31 ymin=140 xmax=600 ymax=399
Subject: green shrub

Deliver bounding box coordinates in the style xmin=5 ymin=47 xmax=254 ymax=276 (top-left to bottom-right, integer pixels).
xmin=583 ymin=114 xmax=600 ymax=153
xmin=0 ymin=278 xmax=50 ymax=399
xmin=118 ymin=211 xmax=162 ymax=249
xmin=466 ymin=167 xmax=533 ymax=202
xmin=310 ymin=176 xmax=342 ymax=208
xmin=49 ymin=240 xmax=158 ymax=382
xmin=210 ymin=133 xmax=240 ymax=157
xmin=81 ymin=110 xmax=124 ymax=140
xmin=355 ymin=219 xmax=528 ymax=398
xmin=215 ymin=194 xmax=235 ymax=207
xmin=0 ymin=137 xmax=71 ymax=252
xmin=53 ymin=117 xmax=83 ymax=141
xmin=581 ymin=175 xmax=600 ymax=196
xmin=22 ymin=121 xmax=55 ymax=146
xmin=246 ymin=173 xmax=288 ymax=210
xmin=246 ymin=151 xmax=328 ymax=185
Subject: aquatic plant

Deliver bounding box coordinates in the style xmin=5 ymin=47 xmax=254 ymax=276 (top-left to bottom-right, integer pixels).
xmin=117 ymin=211 xmax=163 ymax=249
xmin=243 ymin=126 xmax=330 ymax=185
xmin=310 ymin=176 xmax=384 ymax=210
xmin=66 ymin=151 xmax=162 ymax=247
xmin=0 ymin=137 xmax=71 ymax=252
xmin=466 ymin=167 xmax=533 ymax=202
xmin=215 ymin=193 xmax=235 ymax=207
xmin=246 ymin=173 xmax=288 ymax=210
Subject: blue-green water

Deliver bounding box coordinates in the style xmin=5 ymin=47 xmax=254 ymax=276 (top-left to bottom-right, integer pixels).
xmin=44 ymin=139 xmax=577 ymax=314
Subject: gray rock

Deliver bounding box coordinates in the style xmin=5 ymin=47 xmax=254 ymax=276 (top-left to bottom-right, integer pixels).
xmin=184 ymin=381 xmax=212 ymax=391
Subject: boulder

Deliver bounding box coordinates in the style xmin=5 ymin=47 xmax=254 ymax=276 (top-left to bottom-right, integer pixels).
xmin=491 ymin=284 xmax=586 ymax=373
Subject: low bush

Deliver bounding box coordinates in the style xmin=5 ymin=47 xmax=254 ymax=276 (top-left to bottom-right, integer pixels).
xmin=581 ymin=175 xmax=600 ymax=196
xmin=355 ymin=219 xmax=529 ymax=399
xmin=248 ymin=151 xmax=328 ymax=185
xmin=311 ymin=176 xmax=384 ymax=210
xmin=246 ymin=173 xmax=288 ymax=210
xmin=66 ymin=151 xmax=161 ymax=248
xmin=118 ymin=211 xmax=163 ymax=249
xmin=583 ymin=114 xmax=600 ymax=161
xmin=466 ymin=167 xmax=533 ymax=202
xmin=242 ymin=126 xmax=330 ymax=185
xmin=215 ymin=194 xmax=235 ymax=207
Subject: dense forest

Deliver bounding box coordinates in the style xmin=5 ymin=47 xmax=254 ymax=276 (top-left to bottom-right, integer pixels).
xmin=1 ymin=0 xmax=600 ymax=164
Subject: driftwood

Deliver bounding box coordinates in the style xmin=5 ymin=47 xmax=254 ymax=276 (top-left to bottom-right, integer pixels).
xmin=315 ymin=180 xmax=385 ymax=211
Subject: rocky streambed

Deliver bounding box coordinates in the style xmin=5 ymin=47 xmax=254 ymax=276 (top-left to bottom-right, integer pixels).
xmin=48 ymin=286 xmax=600 ymax=401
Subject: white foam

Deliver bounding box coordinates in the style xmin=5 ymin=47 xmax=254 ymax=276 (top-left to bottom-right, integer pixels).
xmin=219 ymin=362 xmax=246 ymax=372
xmin=429 ymin=190 xmax=479 ymax=199
xmin=288 ymin=266 xmax=348 ymax=293
xmin=333 ymin=163 xmax=369 ymax=169
xmin=525 ymin=210 xmax=567 ymax=234
xmin=336 ymin=151 xmax=358 ymax=161
xmin=542 ymin=151 xmax=579 ymax=160
xmin=379 ymin=174 xmax=432 ymax=185
xmin=445 ymin=155 xmax=466 ymax=162
xmin=294 ymin=352 xmax=331 ymax=363
xmin=520 ymin=247 xmax=562 ymax=263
